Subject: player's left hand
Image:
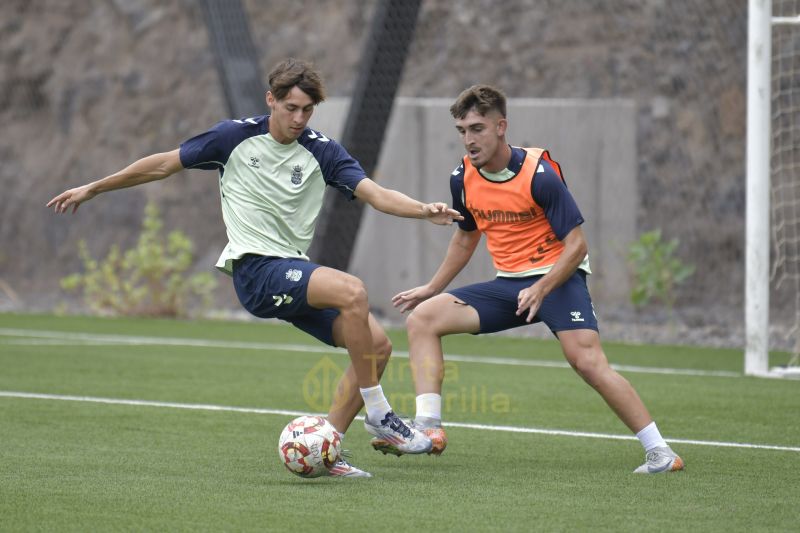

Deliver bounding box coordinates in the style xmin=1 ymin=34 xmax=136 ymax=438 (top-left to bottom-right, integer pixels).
xmin=423 ymin=202 xmax=464 ymax=225
xmin=516 ymin=284 xmax=545 ymax=322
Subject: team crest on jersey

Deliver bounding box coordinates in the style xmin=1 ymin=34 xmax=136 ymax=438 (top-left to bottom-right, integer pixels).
xmin=285 ymin=269 xmax=303 ymax=282
xmin=291 ymin=164 xmax=303 ymax=185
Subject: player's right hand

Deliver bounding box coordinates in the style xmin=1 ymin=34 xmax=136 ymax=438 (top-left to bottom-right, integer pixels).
xmin=391 ymin=284 xmax=438 ymax=313
xmin=47 ymin=185 xmax=96 ymax=214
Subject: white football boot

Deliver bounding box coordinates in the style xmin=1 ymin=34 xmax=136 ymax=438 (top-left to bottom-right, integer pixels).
xmin=633 ymin=446 xmax=685 ymax=474
xmin=365 ymin=411 xmax=432 ymax=455
xmin=372 ymin=416 xmax=448 ymax=456
xmin=328 ymin=454 xmax=372 ymax=478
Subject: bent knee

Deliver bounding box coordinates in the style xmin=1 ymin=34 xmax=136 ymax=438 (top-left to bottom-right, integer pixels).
xmin=567 ymin=349 xmax=611 ymax=382
xmin=337 ymin=276 xmax=369 ymax=312
xmin=406 ymin=304 xmax=438 ymax=335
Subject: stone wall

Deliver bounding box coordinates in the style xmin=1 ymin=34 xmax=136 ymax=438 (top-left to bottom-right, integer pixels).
xmin=2 ymin=0 xmax=762 ymax=344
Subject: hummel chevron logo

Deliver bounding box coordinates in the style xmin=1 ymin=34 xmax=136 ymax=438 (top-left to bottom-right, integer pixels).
xmin=307 ymin=130 xmax=329 ymax=142
xmin=272 ymin=294 xmax=294 ymax=306
xmin=233 ymin=118 xmax=258 ymax=125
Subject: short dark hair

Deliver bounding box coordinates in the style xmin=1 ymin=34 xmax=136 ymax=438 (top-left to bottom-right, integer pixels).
xmin=268 ymin=58 xmax=326 ymax=104
xmin=449 ymin=85 xmax=507 ymax=119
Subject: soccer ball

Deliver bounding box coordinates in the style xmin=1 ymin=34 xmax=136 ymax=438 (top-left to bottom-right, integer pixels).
xmin=278 ymin=415 xmax=341 ymax=478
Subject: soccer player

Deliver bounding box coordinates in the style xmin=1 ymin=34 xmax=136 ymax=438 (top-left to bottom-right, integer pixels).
xmin=47 ymin=58 xmax=464 ymax=478
xmin=382 ymin=85 xmax=684 ymax=474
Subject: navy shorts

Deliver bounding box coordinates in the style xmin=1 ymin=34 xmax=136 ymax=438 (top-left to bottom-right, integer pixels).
xmin=232 ymin=254 xmax=340 ymax=346
xmin=448 ymin=270 xmax=598 ymax=335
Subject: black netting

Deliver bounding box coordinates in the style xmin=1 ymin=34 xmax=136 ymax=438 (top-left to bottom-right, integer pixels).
xmin=308 ymin=0 xmax=422 ymax=270
xmin=200 ymin=0 xmax=265 ymax=118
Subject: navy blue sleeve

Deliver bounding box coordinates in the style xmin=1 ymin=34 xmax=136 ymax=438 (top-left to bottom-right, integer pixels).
xmin=531 ymin=159 xmax=584 ymax=240
xmin=449 ymin=163 xmax=477 ymax=231
xmin=300 ymin=129 xmax=365 ymax=200
xmin=179 ymin=120 xmax=254 ymax=171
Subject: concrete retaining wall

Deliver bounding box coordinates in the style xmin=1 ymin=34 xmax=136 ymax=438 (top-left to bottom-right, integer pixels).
xmin=310 ymin=97 xmax=637 ymax=321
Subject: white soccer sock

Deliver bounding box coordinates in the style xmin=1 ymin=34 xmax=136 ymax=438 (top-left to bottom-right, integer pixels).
xmin=636 ymin=421 xmax=668 ymax=451
xmin=415 ymin=393 xmax=442 ymax=421
xmin=360 ymin=385 xmax=392 ymax=423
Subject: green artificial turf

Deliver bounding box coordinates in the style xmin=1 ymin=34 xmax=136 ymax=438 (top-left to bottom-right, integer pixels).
xmin=1 ymin=313 xmax=797 ymax=531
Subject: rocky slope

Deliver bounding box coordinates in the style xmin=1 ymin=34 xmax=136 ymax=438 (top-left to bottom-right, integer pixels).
xmin=4 ymin=0 xmax=785 ymax=349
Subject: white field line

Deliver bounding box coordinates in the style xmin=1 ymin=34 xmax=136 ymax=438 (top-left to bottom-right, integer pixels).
xmin=0 ymin=328 xmax=742 ymax=378
xmin=1 ymin=390 xmax=798 ymax=453
xmin=0 ymin=338 xmax=117 ymax=346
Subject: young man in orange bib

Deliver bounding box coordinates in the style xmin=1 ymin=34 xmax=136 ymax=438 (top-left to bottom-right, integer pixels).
xmin=378 ymin=85 xmax=684 ymax=474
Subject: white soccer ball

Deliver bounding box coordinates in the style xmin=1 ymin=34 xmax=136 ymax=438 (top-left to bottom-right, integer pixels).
xmin=277 ymin=415 xmax=342 ymax=478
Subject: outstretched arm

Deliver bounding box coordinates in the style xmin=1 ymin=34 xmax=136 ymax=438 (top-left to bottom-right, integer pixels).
xmin=353 ymin=178 xmax=463 ymax=226
xmin=392 ymin=227 xmax=481 ymax=313
xmin=47 ymin=149 xmax=184 ymax=214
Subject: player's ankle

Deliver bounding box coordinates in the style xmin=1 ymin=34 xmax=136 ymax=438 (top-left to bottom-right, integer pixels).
xmin=415 ymin=392 xmax=442 ymax=420
xmin=636 ymin=421 xmax=668 ymax=451
xmin=414 ymin=415 xmax=441 ymax=428
xmin=360 ymin=384 xmax=392 ymax=423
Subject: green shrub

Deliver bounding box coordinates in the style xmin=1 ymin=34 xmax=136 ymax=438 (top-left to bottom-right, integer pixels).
xmin=61 ymin=202 xmax=217 ymax=317
xmin=627 ymin=229 xmax=695 ymax=316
